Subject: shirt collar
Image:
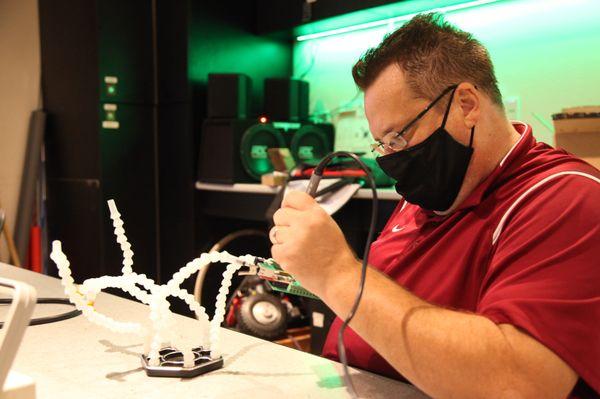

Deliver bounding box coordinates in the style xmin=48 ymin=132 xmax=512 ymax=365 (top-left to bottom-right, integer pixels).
xmin=455 ymin=121 xmax=534 ymax=211
xmin=418 ymin=121 xmax=534 ymax=219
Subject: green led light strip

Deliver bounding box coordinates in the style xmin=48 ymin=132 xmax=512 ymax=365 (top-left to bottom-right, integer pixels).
xmin=296 ymin=0 xmax=504 ymax=41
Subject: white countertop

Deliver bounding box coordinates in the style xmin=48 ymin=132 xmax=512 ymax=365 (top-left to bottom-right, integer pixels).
xmin=1 ymin=264 xmax=426 ymax=399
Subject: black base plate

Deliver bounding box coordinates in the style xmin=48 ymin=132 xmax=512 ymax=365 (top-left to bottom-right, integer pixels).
xmin=141 ymin=346 xmax=224 ymax=378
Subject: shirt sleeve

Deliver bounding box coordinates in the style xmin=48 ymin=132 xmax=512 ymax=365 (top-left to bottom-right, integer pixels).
xmin=477 ymin=173 xmax=600 ymax=394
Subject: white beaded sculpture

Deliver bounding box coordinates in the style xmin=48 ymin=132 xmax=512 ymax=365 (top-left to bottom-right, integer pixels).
xmin=49 ymin=199 xmax=256 ymax=369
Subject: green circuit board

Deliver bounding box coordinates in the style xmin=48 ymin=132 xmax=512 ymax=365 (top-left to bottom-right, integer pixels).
xmin=256 ymin=259 xmax=319 ymax=299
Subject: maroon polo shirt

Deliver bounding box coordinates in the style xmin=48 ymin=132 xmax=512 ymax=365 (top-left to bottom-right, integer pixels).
xmin=322 ymin=123 xmax=600 ymax=397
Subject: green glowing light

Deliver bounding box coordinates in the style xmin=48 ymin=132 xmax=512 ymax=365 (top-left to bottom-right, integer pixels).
xmin=187 ymin=8 xmax=291 ymax=116
xmin=293 ymin=0 xmax=600 ymax=147
xmin=296 ymin=0 xmax=505 ymax=41
xmin=311 ymin=364 xmax=344 ymax=389
xmin=272 ymin=121 xmax=301 ymax=131
xmin=107 ymin=85 xmax=116 ymax=95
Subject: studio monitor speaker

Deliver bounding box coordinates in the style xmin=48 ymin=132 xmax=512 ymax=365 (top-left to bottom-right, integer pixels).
xmin=207 ymin=74 xmax=252 ymax=119
xmin=198 ymin=119 xmax=285 ymax=183
xmin=264 ymin=78 xmax=309 ymax=122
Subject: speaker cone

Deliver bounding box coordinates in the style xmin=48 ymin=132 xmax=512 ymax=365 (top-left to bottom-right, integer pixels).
xmin=240 ymin=123 xmax=286 ymax=181
xmin=290 ymin=125 xmax=332 ymax=164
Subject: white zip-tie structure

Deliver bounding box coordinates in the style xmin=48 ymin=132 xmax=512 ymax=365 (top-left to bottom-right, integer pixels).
xmin=49 ymin=199 xmax=253 ymax=369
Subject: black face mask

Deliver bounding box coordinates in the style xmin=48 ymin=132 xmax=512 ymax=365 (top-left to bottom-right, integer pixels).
xmin=376 ymin=88 xmax=474 ymax=211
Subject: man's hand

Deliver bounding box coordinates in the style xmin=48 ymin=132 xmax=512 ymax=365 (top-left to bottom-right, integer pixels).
xmin=269 ymin=190 xmax=360 ymax=297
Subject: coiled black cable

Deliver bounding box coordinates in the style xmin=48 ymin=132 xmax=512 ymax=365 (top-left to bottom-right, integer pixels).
xmin=308 ymin=151 xmax=378 ymax=399
xmin=0 ymin=297 xmax=81 ymax=328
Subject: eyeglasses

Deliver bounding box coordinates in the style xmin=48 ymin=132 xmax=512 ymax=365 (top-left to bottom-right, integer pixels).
xmin=370 ymin=84 xmax=458 ymax=155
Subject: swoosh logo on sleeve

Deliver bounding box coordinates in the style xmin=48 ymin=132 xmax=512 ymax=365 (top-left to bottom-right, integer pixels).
xmin=392 ymin=224 xmax=405 ymax=233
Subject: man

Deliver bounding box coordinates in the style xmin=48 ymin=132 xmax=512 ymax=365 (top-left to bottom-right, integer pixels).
xmin=269 ymin=13 xmax=600 ymax=399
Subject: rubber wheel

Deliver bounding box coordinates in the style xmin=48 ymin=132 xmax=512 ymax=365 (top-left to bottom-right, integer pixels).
xmin=237 ymin=293 xmax=287 ymax=340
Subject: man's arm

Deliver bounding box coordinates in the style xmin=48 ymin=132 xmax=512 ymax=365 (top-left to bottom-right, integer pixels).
xmin=271 ymin=191 xmax=577 ymax=399
xmin=325 ymin=260 xmax=577 ymax=399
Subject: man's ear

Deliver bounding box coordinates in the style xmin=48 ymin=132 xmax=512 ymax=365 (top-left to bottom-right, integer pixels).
xmin=456 ymin=83 xmax=480 ymax=129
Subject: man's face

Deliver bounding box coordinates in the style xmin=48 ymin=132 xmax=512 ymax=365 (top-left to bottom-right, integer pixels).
xmin=364 ymin=63 xmax=470 ymax=152
xmin=364 ymin=63 xmax=485 ymax=212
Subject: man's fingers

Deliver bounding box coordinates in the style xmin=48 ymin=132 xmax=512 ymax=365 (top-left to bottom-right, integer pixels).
xmin=270 ymin=241 xmax=285 ymax=263
xmin=269 ymin=226 xmax=279 ymax=245
xmin=282 ymin=190 xmax=317 ymax=210
xmin=272 ymin=207 xmax=303 ymax=227
xmin=269 ymin=225 xmax=292 ymax=245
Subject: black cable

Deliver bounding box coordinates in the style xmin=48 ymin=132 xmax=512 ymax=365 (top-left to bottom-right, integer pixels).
xmin=0 ymin=297 xmax=81 ymax=328
xmin=308 ymin=151 xmax=378 ymax=399
xmin=314 ymin=177 xmax=356 ymax=198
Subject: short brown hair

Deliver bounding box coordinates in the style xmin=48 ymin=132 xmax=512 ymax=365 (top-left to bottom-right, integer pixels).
xmin=352 ymin=13 xmax=503 ymax=106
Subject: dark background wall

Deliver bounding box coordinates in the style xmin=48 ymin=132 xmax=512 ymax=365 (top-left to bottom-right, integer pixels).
xmin=189 ymin=1 xmax=293 ymax=123
xmin=187 ymin=1 xmax=292 ymax=316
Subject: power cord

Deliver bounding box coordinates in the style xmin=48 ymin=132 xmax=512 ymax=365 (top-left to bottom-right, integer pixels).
xmin=307 ymin=151 xmax=378 ymax=399
xmin=0 ymin=297 xmax=81 ymax=328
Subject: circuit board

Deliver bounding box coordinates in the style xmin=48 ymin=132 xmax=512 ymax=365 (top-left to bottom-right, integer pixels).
xmin=242 ymin=258 xmax=319 ymax=299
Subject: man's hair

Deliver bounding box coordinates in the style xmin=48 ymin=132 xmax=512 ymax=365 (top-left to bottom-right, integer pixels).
xmin=352 ymin=13 xmax=503 ymax=107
